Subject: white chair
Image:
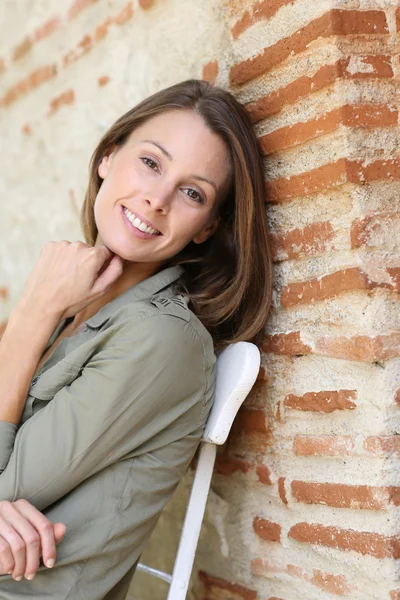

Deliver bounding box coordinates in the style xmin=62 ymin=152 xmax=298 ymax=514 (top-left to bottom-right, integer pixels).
xmin=136 ymin=341 xmax=261 ymax=600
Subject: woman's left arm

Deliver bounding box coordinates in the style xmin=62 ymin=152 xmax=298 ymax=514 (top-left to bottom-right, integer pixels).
xmin=0 ymin=240 xmax=123 ymax=469
xmin=0 ymin=314 xmax=206 ymax=511
xmin=0 ymin=307 xmax=59 ymax=424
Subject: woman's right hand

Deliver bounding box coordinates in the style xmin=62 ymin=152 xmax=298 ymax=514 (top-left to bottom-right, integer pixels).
xmin=17 ymin=240 xmax=124 ymax=321
xmin=0 ymin=499 xmax=66 ymax=581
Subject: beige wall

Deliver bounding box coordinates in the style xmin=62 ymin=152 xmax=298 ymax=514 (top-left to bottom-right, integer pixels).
xmin=1 ymin=1 xmax=400 ymax=599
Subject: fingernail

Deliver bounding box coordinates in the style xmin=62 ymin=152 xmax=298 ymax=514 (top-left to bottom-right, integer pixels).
xmin=46 ymin=559 xmax=55 ymax=568
xmin=14 ymin=576 xmax=23 ymax=581
xmin=7 ymin=571 xmax=12 ymax=575
xmin=26 ymin=574 xmax=35 ymax=581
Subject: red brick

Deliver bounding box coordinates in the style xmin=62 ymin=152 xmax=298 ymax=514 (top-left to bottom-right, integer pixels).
xmin=396 ymin=6 xmax=400 ymax=32
xmin=68 ymin=0 xmax=99 ymax=19
xmin=278 ymin=477 xmax=288 ymax=504
xmin=275 ymin=401 xmax=283 ymax=423
xmin=231 ymin=0 xmax=293 ymax=38
xmin=33 ymin=16 xmax=61 ymax=42
xmin=98 ymin=75 xmax=110 ymax=87
xmin=93 ymin=17 xmax=111 ymax=41
xmin=261 ymin=104 xmax=398 ymax=155
xmin=391 ymin=590 xmax=400 ymax=600
xmin=230 ymin=10 xmax=389 ymax=86
xmin=63 ymin=35 xmax=93 ymax=67
xmin=266 ymin=158 xmax=348 ymax=202
xmin=351 ymin=212 xmax=400 ymax=250
xmin=247 ymin=56 xmax=393 ymax=122
xmin=271 ymin=221 xmax=335 ymax=261
xmin=289 ymin=522 xmax=400 ymax=558
xmin=253 ymin=517 xmax=281 ymax=542
xmin=0 ymin=287 xmax=9 ymax=300
xmin=252 ymin=557 xmax=351 ymax=595
xmin=281 ymin=267 xmax=372 ymax=308
xmin=395 ymin=389 xmax=400 ymax=406
xmin=266 ymin=157 xmax=400 ymax=203
xmin=310 ymin=569 xmax=350 ymax=595
xmin=256 ymin=464 xmax=272 ymax=485
xmin=387 ymin=268 xmax=400 ymax=293
xmin=294 ymin=435 xmax=355 ymax=456
xmin=199 ymin=571 xmax=258 ymax=599
xmin=48 ymin=89 xmax=75 ymax=116
xmin=0 ymin=64 xmax=57 ymax=106
xmin=139 ymin=0 xmax=155 ymax=8
xmin=114 ymin=2 xmax=134 ymax=25
xmin=284 ymin=390 xmax=357 ymax=412
xmin=316 ymin=333 xmax=400 ymax=362
xmin=232 ymin=408 xmax=267 ymax=434
xmin=202 ymin=60 xmax=219 ymax=84
xmin=0 ymin=58 xmax=5 ymax=74
xmin=262 ymin=331 xmax=312 ymax=356
xmin=348 ymin=157 xmax=400 ymax=185
xmin=12 ymin=36 xmax=33 ymax=61
xmin=291 ymin=481 xmax=400 ymax=509
xmin=215 ymin=454 xmax=251 ymax=476
xmin=364 ymin=436 xmax=400 ymax=456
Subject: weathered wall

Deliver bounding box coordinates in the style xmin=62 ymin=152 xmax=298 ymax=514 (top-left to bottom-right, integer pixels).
xmin=1 ymin=1 xmax=400 ymax=600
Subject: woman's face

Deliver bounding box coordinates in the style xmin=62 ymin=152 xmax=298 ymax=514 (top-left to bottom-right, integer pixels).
xmin=94 ymin=109 xmax=232 ymax=269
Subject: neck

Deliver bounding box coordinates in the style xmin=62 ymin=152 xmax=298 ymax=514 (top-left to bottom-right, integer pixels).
xmin=71 ymin=237 xmax=163 ymax=327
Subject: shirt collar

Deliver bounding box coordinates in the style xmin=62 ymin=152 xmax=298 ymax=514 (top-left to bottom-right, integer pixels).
xmin=85 ymin=264 xmax=184 ymax=329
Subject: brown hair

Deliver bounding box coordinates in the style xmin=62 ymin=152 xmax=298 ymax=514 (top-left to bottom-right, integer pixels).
xmin=81 ymin=79 xmax=272 ymax=349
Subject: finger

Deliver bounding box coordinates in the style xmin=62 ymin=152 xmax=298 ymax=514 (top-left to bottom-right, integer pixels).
xmin=53 ymin=522 xmax=66 ymax=545
xmin=14 ymin=500 xmax=57 ymax=570
xmin=0 ymin=534 xmax=14 ymax=576
xmin=92 ymin=254 xmax=124 ymax=295
xmin=0 ymin=516 xmax=26 ymax=581
xmin=1 ymin=505 xmax=42 ymax=580
xmin=94 ymin=244 xmax=113 ymax=266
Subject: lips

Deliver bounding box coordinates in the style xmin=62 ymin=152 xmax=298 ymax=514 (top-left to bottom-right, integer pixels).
xmin=122 ymin=206 xmax=162 ymax=235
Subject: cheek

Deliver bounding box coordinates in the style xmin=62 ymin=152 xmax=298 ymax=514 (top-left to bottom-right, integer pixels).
xmin=171 ymin=208 xmax=212 ymax=241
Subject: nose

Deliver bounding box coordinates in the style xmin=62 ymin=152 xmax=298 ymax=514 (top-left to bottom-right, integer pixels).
xmin=144 ymin=181 xmax=174 ymax=214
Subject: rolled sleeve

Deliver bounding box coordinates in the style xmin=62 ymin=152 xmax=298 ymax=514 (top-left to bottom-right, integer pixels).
xmin=0 ymin=314 xmax=206 ymax=509
xmin=0 ymin=422 xmax=17 ymax=472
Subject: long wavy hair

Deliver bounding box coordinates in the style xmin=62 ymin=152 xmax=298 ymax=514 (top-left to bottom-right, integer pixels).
xmin=80 ymin=79 xmax=272 ymax=349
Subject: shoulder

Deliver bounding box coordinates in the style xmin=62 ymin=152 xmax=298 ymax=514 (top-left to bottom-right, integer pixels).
xmin=108 ymin=294 xmax=215 ymax=369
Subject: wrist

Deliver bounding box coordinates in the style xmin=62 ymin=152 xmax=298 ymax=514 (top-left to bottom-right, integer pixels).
xmin=8 ymin=303 xmax=61 ymax=340
xmin=12 ymin=299 xmax=62 ymax=328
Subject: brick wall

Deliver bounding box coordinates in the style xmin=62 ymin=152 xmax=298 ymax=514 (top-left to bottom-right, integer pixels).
xmin=192 ymin=1 xmax=400 ymax=599
xmin=1 ymin=1 xmax=399 ymax=599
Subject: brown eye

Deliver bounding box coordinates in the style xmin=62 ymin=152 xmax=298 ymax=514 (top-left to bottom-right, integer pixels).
xmin=140 ymin=156 xmax=159 ymax=171
xmin=184 ymin=188 xmax=205 ymax=204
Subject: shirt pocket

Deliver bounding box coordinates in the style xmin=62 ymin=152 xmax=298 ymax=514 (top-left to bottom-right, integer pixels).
xmin=29 ymin=362 xmax=82 ymax=402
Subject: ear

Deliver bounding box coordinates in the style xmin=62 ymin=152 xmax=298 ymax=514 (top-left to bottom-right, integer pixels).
xmin=192 ymin=216 xmax=220 ymax=245
xmin=98 ymin=150 xmax=116 ymax=180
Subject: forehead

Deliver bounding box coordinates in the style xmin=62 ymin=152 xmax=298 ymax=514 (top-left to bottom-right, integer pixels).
xmin=127 ymin=110 xmax=232 ymax=188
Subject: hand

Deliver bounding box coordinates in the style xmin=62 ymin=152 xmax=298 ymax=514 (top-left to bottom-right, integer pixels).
xmin=0 ymin=499 xmax=66 ymax=581
xmin=17 ymin=241 xmax=124 ymax=320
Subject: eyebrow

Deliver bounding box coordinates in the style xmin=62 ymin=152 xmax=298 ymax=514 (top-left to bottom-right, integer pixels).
xmin=140 ymin=139 xmax=218 ymax=193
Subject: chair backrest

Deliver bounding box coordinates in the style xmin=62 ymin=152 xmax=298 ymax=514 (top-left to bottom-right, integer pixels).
xmin=203 ymin=341 xmax=261 ymax=445
xmin=135 ymin=341 xmax=261 ymax=600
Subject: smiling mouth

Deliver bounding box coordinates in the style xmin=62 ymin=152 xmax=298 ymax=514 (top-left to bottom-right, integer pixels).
xmin=122 ymin=206 xmax=162 ymax=235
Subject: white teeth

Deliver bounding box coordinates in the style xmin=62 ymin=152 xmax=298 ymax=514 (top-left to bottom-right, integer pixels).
xmin=123 ymin=207 xmax=159 ymax=235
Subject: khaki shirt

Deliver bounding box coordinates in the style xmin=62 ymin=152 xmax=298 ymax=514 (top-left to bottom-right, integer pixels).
xmin=0 ymin=265 xmax=216 ymax=599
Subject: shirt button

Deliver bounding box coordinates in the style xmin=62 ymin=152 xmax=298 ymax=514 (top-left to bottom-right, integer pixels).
xmin=31 ymin=375 xmax=40 ymax=386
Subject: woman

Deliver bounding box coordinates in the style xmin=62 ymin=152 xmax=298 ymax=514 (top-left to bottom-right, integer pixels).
xmin=0 ymin=79 xmax=272 ymax=598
